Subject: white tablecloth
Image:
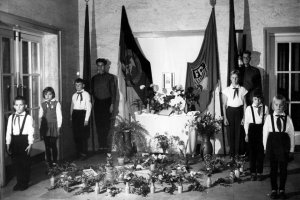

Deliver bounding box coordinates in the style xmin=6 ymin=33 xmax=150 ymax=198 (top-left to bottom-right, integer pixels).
xmin=134 ymin=112 xmax=197 ymax=154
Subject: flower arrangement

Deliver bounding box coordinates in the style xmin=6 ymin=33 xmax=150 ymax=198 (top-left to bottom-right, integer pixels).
xmin=188 ymin=112 xmax=223 ymax=140
xmin=154 ymin=133 xmax=170 ymax=153
xmin=140 ymin=84 xmax=186 ymax=112
xmin=185 ymin=87 xmax=200 ymax=112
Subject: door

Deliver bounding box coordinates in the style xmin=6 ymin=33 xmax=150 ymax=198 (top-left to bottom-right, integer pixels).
xmin=0 ymin=26 xmax=42 ymax=185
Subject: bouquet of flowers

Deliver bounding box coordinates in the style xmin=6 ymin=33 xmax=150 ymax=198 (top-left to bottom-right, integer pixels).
xmin=154 ymin=133 xmax=170 ymax=153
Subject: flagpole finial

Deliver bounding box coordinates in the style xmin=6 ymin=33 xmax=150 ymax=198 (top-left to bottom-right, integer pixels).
xmin=210 ymin=0 xmax=216 ymax=7
xmin=85 ymin=0 xmax=89 ymax=4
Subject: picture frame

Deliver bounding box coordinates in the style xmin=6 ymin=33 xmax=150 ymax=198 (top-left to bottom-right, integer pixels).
xmin=163 ymin=72 xmax=175 ymax=89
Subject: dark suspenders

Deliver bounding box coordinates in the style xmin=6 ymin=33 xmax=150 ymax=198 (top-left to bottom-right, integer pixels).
xmin=270 ymin=114 xmax=287 ymax=133
xmin=250 ymin=105 xmax=265 ymax=124
xmin=11 ymin=113 xmax=28 ymax=135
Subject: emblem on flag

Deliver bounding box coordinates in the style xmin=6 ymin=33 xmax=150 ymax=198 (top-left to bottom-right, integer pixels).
xmin=191 ymin=62 xmax=207 ymax=90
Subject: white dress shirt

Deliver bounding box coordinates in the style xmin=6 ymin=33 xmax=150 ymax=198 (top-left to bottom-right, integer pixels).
xmin=222 ymin=85 xmax=248 ymax=107
xmin=244 ymin=104 xmax=269 ymax=135
xmin=263 ymin=112 xmax=295 ymax=152
xmin=70 ymin=89 xmax=92 ymax=122
xmin=39 ymin=99 xmax=62 ymax=128
xmin=6 ymin=111 xmax=35 ymax=145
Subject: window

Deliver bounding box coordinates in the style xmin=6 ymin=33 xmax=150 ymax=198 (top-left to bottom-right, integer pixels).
xmin=0 ymin=27 xmax=42 ymax=139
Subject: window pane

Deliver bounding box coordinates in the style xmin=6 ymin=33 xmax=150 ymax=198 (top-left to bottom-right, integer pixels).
xmin=291 ymin=104 xmax=300 ymax=131
xmin=22 ymin=41 xmax=29 ymax=74
xmin=292 ymin=43 xmax=300 ymax=71
xmin=3 ymin=76 xmax=13 ymax=112
xmin=23 ymin=76 xmax=30 ymax=105
xmin=277 ymin=43 xmax=289 ymax=71
xmin=31 ymin=43 xmax=39 ymax=73
xmin=291 ymin=74 xmax=300 ymax=101
xmin=277 ymin=73 xmax=289 ymax=99
xmin=2 ymin=37 xmax=11 ymax=73
xmin=32 ymin=76 xmax=39 ymax=107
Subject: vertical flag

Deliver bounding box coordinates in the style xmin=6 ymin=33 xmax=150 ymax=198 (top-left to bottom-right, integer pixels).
xmin=83 ymin=3 xmax=91 ymax=92
xmin=227 ymin=0 xmax=238 ymax=86
xmin=82 ymin=2 xmax=95 ymax=151
xmin=118 ymin=6 xmax=153 ymax=118
xmin=185 ymin=6 xmax=220 ymax=112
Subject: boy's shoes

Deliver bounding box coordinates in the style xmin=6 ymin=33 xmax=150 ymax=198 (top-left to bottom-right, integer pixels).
xmin=251 ymin=174 xmax=257 ymax=181
xmin=13 ymin=184 xmax=21 ymax=191
xmin=279 ymin=190 xmax=287 ymax=199
xmin=270 ymin=190 xmax=278 ymax=199
xmin=257 ymin=174 xmax=263 ymax=181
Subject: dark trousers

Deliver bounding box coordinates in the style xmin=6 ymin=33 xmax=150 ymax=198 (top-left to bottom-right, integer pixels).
xmin=270 ymin=160 xmax=288 ymax=191
xmin=11 ymin=135 xmax=31 ymax=187
xmin=44 ymin=136 xmax=58 ymax=163
xmin=72 ymin=110 xmax=89 ymax=155
xmin=94 ymin=98 xmax=112 ymax=149
xmin=226 ymin=106 xmax=244 ymax=157
xmin=248 ymin=124 xmax=264 ymax=174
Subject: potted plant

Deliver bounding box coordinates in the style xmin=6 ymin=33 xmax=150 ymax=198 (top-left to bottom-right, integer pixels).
xmin=112 ymin=116 xmax=148 ymax=158
xmin=191 ymin=112 xmax=222 ymax=156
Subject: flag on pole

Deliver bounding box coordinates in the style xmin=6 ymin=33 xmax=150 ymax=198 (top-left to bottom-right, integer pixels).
xmin=83 ymin=3 xmax=91 ymax=92
xmin=227 ymin=0 xmax=239 ymax=86
xmin=185 ymin=6 xmax=220 ymax=112
xmin=118 ymin=6 xmax=153 ymax=118
xmin=82 ymin=2 xmax=95 ymax=152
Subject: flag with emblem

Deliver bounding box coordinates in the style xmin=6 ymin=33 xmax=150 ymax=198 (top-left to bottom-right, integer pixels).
xmin=118 ymin=6 xmax=153 ymax=118
xmin=185 ymin=6 xmax=220 ymax=112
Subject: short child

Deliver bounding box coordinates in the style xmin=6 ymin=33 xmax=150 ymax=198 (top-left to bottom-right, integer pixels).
xmin=6 ymin=96 xmax=34 ymax=191
xmin=244 ymin=90 xmax=268 ymax=181
xmin=39 ymin=87 xmax=62 ymax=166
xmin=263 ymin=94 xmax=295 ymax=199
xmin=70 ymin=78 xmax=92 ymax=159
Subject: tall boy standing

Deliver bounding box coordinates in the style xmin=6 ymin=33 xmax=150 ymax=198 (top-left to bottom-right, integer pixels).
xmin=70 ymin=78 xmax=92 ymax=159
xmin=6 ymin=96 xmax=34 ymax=191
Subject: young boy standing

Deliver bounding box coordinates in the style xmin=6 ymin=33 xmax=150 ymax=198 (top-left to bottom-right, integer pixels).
xmin=70 ymin=78 xmax=92 ymax=160
xmin=244 ymin=90 xmax=268 ymax=181
xmin=263 ymin=95 xmax=295 ymax=199
xmin=6 ymin=96 xmax=34 ymax=191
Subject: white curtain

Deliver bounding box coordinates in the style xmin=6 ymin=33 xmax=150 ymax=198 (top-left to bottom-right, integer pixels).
xmin=137 ymin=35 xmax=203 ymax=91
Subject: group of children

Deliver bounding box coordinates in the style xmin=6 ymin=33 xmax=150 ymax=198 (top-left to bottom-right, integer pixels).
xmin=5 ymin=78 xmax=91 ymax=191
xmin=5 ymin=70 xmax=295 ymax=198
xmin=223 ymin=70 xmax=295 ymax=199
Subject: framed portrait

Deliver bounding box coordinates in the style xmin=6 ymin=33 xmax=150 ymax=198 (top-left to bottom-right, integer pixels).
xmin=163 ymin=72 xmax=175 ymax=89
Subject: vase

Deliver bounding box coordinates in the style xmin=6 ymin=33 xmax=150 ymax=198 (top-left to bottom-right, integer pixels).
xmin=125 ymin=182 xmax=130 ymax=194
xmin=94 ymin=182 xmax=100 ymax=194
xmin=150 ymin=163 xmax=156 ymax=171
xmin=206 ymin=176 xmax=212 ymax=188
xmin=202 ymin=135 xmax=213 ymax=156
xmin=178 ymin=185 xmax=183 ymax=194
xmin=234 ymin=169 xmax=240 ymax=178
xmin=50 ymin=175 xmax=55 ymax=187
xmin=118 ymin=157 xmax=125 ymax=166
xmin=150 ymin=183 xmax=155 ymax=194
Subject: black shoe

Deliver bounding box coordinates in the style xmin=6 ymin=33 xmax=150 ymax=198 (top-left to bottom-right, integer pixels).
xmin=251 ymin=174 xmax=257 ymax=181
xmin=279 ymin=190 xmax=287 ymax=199
xmin=257 ymin=174 xmax=263 ymax=181
xmin=270 ymin=190 xmax=278 ymax=199
xmin=13 ymin=184 xmax=21 ymax=191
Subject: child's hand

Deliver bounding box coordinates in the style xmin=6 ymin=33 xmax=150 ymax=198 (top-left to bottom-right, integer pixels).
xmin=25 ymin=144 xmax=32 ymax=155
xmin=84 ymin=121 xmax=88 ymax=126
xmin=224 ymin=118 xmax=229 ymax=126
xmin=241 ymin=118 xmax=245 ymax=125
xmin=245 ymin=135 xmax=248 ymax=142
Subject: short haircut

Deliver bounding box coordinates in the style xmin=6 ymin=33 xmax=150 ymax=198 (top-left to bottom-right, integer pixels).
xmin=243 ymin=50 xmax=252 ymax=57
xmin=14 ymin=95 xmax=26 ymax=104
xmin=74 ymin=78 xmax=85 ymax=85
xmin=230 ymin=69 xmax=240 ymax=77
xmin=96 ymin=58 xmax=107 ymax=65
xmin=42 ymin=87 xmax=55 ymax=98
xmin=252 ymin=89 xmax=263 ymax=100
xmin=272 ymin=94 xmax=287 ymax=110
